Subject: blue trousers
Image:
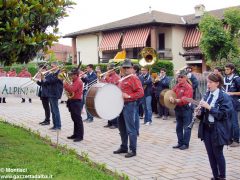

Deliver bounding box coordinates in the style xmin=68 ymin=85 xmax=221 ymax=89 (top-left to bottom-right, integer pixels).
xmin=203 ymin=124 xmax=226 ymax=179
xmin=143 ymin=96 xmax=152 ymax=123
xmin=175 ymin=105 xmax=192 ymax=146
xmin=49 ymin=97 xmax=61 ymax=129
xmin=232 ymin=109 xmax=240 ymax=143
xmin=81 ymin=91 xmax=93 ymax=121
xmin=118 ymin=101 xmax=137 ymax=152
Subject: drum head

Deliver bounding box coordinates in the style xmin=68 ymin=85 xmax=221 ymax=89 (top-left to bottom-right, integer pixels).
xmin=160 ymin=89 xmax=176 ymax=109
xmin=94 ymin=83 xmax=124 ymax=120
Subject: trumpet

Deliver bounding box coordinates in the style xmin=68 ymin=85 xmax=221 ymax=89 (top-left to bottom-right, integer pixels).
xmin=79 ymin=70 xmax=88 ymax=78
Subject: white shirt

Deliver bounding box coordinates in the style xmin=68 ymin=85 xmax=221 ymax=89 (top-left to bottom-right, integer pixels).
xmin=207 ymin=88 xmax=220 ymax=123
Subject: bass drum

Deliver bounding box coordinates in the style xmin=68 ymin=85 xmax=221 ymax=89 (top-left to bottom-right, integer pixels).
xmin=85 ymin=83 xmax=124 ymax=120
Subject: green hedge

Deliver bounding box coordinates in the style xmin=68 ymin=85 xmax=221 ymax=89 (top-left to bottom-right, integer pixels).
xmin=2 ymin=60 xmax=173 ymax=76
xmin=151 ymin=60 xmax=174 ymax=76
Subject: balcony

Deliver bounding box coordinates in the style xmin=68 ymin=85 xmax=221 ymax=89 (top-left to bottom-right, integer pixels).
xmin=157 ymin=48 xmax=173 ymax=60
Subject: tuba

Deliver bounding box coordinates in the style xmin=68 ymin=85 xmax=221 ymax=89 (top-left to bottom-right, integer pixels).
xmin=58 ymin=72 xmax=74 ymax=99
xmin=139 ymin=47 xmax=157 ymax=66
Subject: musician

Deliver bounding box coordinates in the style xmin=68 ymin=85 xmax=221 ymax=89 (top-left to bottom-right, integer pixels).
xmin=154 ymin=68 xmax=170 ymax=120
xmin=18 ymin=67 xmax=32 ymax=103
xmin=197 ymin=73 xmax=233 ymax=180
xmin=0 ymin=66 xmax=7 ymax=103
xmin=213 ymin=67 xmax=223 ymax=77
xmin=133 ymin=64 xmax=144 ymax=136
xmin=64 ymin=68 xmax=84 ymax=142
xmin=81 ymin=64 xmax=97 ymax=123
xmin=141 ymin=67 xmax=153 ymax=125
xmin=95 ymin=65 xmax=102 ymax=79
xmin=169 ymin=70 xmax=193 ymax=150
xmin=186 ymin=66 xmax=199 ymax=99
xmin=113 ymin=59 xmax=144 ymax=158
xmin=42 ymin=62 xmax=63 ymax=131
xmin=101 ymin=63 xmax=120 ymax=129
xmin=223 ymin=63 xmax=240 ymax=147
xmin=36 ymin=65 xmax=51 ymax=126
xmin=7 ymin=68 xmax=17 ymax=77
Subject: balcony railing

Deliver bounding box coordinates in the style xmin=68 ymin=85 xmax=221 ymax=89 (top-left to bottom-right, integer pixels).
xmin=157 ymin=48 xmax=172 ymax=60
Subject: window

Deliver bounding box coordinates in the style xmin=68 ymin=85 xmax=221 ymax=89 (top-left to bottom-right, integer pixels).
xmin=158 ymin=34 xmax=165 ymax=50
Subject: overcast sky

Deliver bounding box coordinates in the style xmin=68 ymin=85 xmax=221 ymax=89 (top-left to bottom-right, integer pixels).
xmin=57 ymin=0 xmax=240 ymax=46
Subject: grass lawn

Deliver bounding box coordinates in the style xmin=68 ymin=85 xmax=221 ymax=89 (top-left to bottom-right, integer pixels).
xmin=0 ymin=121 xmax=119 ymax=180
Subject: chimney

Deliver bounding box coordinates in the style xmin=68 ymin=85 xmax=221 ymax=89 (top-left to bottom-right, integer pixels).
xmin=194 ymin=4 xmax=205 ymax=17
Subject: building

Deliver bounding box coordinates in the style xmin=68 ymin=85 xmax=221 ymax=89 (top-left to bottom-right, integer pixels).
xmin=35 ymin=43 xmax=73 ymax=63
xmin=64 ymin=4 xmax=240 ymax=72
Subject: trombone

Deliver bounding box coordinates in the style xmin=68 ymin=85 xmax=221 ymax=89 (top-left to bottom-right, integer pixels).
xmin=20 ymin=63 xmax=49 ymax=88
xmin=98 ymin=66 xmax=121 ymax=79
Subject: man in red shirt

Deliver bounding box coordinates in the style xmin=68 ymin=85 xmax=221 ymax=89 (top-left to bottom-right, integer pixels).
xmin=113 ymin=59 xmax=144 ymax=158
xmin=7 ymin=68 xmax=17 ymax=77
xmin=18 ymin=67 xmax=32 ymax=103
xmin=64 ymin=68 xmax=84 ymax=142
xmin=0 ymin=66 xmax=7 ymax=103
xmin=101 ymin=63 xmax=121 ymax=129
xmin=169 ymin=70 xmax=193 ymax=150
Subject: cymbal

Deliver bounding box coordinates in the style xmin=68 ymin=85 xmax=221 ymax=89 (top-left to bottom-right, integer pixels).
xmin=160 ymin=89 xmax=177 ymax=109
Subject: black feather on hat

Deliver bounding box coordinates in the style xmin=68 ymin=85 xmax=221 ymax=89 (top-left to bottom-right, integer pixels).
xmin=69 ymin=68 xmax=80 ymax=75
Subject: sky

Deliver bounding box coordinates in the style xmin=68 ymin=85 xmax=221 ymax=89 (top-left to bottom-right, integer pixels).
xmin=57 ymin=0 xmax=240 ymax=46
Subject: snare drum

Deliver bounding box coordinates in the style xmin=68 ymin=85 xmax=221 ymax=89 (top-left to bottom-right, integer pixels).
xmin=85 ymin=83 xmax=124 ymax=120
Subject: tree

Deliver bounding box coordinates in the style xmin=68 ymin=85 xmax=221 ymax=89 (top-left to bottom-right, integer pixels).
xmin=0 ymin=0 xmax=75 ymax=65
xmin=199 ymin=8 xmax=240 ymax=64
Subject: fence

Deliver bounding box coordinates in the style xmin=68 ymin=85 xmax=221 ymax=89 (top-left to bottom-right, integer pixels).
xmin=169 ymin=72 xmax=210 ymax=101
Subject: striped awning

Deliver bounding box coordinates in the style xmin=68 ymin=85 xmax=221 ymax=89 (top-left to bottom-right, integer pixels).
xmin=98 ymin=32 xmax=122 ymax=51
xmin=182 ymin=28 xmax=202 ymax=48
xmin=121 ymin=27 xmax=150 ymax=49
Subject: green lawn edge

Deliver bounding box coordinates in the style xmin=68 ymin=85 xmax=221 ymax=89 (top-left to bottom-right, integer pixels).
xmin=0 ymin=120 xmax=129 ymax=180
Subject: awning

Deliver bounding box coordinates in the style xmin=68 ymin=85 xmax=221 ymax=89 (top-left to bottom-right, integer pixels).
xmin=121 ymin=27 xmax=150 ymax=49
xmin=98 ymin=32 xmax=122 ymax=51
xmin=182 ymin=28 xmax=202 ymax=48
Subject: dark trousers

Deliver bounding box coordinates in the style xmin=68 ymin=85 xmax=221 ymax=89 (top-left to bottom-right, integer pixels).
xmin=231 ymin=109 xmax=240 ymax=143
xmin=203 ymin=124 xmax=226 ymax=179
xmin=41 ymin=97 xmax=50 ymax=122
xmin=118 ymin=101 xmax=137 ymax=152
xmin=156 ymin=97 xmax=169 ymax=116
xmin=21 ymin=98 xmax=32 ymax=102
xmin=67 ymin=100 xmax=84 ymax=139
xmin=175 ymin=105 xmax=192 ymax=146
xmin=0 ymin=97 xmax=6 ymax=103
xmin=108 ymin=117 xmax=118 ymax=127
xmin=151 ymin=93 xmax=158 ymax=114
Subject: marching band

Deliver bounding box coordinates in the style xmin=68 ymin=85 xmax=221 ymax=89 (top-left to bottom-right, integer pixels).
xmin=0 ymin=59 xmax=239 ymax=179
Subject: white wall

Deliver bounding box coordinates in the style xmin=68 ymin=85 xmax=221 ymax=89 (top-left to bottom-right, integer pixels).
xmin=171 ymin=26 xmax=187 ymax=71
xmin=76 ymin=34 xmax=99 ymax=65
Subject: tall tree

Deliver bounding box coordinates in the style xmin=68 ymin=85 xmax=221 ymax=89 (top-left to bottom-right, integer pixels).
xmin=0 ymin=0 xmax=75 ymax=65
xmin=199 ymin=8 xmax=240 ymax=64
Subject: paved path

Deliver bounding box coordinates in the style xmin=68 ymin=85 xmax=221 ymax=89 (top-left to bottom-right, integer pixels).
xmin=0 ymin=97 xmax=239 ymax=180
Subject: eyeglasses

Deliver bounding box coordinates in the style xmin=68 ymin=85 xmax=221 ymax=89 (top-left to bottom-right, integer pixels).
xmin=123 ymin=67 xmax=131 ymax=69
